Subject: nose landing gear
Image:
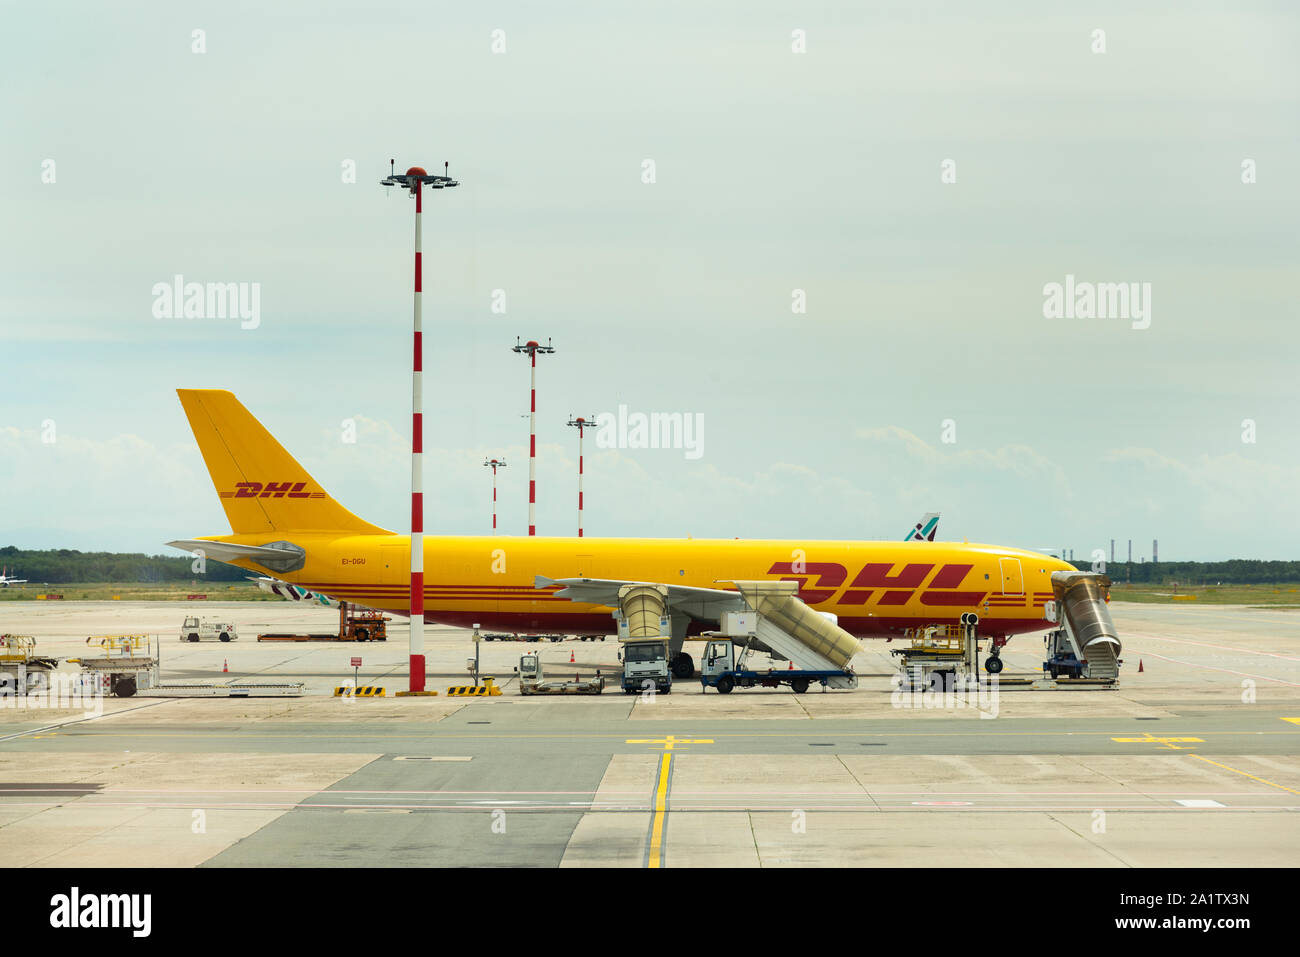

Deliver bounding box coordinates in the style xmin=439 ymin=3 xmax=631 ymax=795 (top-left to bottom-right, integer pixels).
xmin=983 ymin=631 xmax=1008 ymax=674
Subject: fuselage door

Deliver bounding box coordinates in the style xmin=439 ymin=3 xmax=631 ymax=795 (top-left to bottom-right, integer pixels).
xmin=998 ymin=557 xmax=1024 ymax=595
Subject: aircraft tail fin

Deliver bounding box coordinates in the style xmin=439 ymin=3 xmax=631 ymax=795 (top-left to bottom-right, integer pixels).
xmin=904 ymin=512 xmax=940 ymax=542
xmin=177 ymin=389 xmax=391 ymax=536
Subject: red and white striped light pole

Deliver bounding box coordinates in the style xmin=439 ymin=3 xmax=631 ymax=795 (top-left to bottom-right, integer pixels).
xmin=566 ymin=415 xmax=596 ymax=537
xmin=381 ymin=160 xmax=457 ymax=693
xmin=483 ymin=458 xmax=507 ymax=533
xmin=511 ymin=337 xmax=555 ymax=536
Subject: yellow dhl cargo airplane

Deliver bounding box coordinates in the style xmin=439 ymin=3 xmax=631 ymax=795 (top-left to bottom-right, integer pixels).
xmin=168 ymin=389 xmax=1077 ymax=674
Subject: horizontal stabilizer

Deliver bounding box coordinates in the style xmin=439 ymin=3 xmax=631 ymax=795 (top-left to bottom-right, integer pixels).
xmin=167 ymin=539 xmax=306 ymax=574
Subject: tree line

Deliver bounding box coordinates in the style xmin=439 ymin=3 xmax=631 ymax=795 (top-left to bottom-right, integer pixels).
xmin=0 ymin=546 xmax=246 ymax=584
xmin=1069 ymin=558 xmax=1300 ymax=585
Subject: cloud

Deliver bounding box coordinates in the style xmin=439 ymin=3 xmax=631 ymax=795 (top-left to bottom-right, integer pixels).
xmin=0 ymin=425 xmax=222 ymax=548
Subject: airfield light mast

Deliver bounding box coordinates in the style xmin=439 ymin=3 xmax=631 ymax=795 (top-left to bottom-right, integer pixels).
xmin=483 ymin=458 xmax=507 ymax=534
xmin=380 ymin=159 xmax=458 ymax=693
xmin=512 ymin=337 xmax=555 ymax=536
xmin=566 ymin=415 xmax=596 ymax=537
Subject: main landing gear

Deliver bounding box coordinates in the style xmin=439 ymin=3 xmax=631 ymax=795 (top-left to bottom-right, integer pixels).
xmin=670 ymin=652 xmax=694 ymax=679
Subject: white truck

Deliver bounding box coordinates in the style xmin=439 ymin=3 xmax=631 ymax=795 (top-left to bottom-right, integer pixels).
xmin=179 ymin=616 xmax=238 ymax=642
xmin=621 ymin=638 xmax=671 ymax=694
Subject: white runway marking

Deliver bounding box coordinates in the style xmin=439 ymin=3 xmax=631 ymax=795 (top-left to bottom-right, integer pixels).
xmin=1122 ymin=631 xmax=1300 ymax=662
xmin=1136 ymin=651 xmax=1300 ymax=687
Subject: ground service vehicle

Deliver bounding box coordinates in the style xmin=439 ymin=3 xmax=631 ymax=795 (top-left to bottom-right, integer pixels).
xmin=699 ymin=637 xmax=855 ymax=694
xmin=517 ymin=654 xmax=605 ymax=695
xmin=0 ymin=634 xmax=59 ymax=693
xmin=74 ymin=635 xmax=158 ymax=697
xmin=622 ymin=639 xmax=671 ymax=694
xmin=180 ymin=616 xmax=238 ymax=642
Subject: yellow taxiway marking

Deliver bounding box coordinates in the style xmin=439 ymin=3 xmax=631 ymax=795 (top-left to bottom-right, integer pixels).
xmin=626 ymin=735 xmax=713 ymax=752
xmin=1111 ymin=733 xmax=1204 ymax=751
xmin=18 ymin=729 xmax=1298 ymax=743
xmin=1189 ymin=754 xmax=1300 ymax=796
xmin=1282 ymin=718 xmax=1300 ymax=726
xmin=646 ymin=754 xmax=673 ymax=869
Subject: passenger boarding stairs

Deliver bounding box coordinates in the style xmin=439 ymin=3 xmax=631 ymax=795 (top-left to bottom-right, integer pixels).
xmin=1050 ymin=571 xmax=1122 ymax=682
xmin=728 ymin=582 xmax=862 ymax=688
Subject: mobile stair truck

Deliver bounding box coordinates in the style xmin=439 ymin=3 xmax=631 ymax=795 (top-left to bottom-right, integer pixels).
xmin=699 ymin=581 xmax=861 ymax=694
xmin=1040 ymin=571 xmax=1122 ymax=685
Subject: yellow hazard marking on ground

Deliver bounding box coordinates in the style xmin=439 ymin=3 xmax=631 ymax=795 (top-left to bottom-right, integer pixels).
xmin=1281 ymin=718 xmax=1300 ymax=725
xmin=1111 ymin=732 xmax=1204 ymax=751
xmin=1189 ymin=754 xmax=1300 ymax=796
xmin=647 ymin=753 xmax=672 ymax=869
xmin=626 ymin=734 xmax=713 ymax=752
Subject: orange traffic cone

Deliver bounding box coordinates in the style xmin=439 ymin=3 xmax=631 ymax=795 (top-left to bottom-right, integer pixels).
xmin=1138 ymin=660 xmax=1144 ymax=673
xmin=569 ymin=649 xmax=575 ymax=663
xmin=788 ymin=659 xmax=794 ymax=670
xmin=222 ymin=659 xmax=229 ymax=673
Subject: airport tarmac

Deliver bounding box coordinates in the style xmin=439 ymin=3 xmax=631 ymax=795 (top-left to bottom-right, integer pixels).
xmin=1 ymin=600 xmax=1297 ymax=867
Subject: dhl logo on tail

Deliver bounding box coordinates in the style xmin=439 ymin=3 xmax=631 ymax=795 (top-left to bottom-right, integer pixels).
xmin=220 ymin=481 xmax=326 ymax=500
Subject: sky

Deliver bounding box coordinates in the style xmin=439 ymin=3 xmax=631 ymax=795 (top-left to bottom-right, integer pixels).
xmin=1 ymin=1 xmax=1297 ymax=561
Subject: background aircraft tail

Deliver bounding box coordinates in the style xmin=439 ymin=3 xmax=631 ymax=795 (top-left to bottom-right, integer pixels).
xmin=177 ymin=389 xmax=391 ymax=536
xmin=905 ymin=512 xmax=940 ymax=542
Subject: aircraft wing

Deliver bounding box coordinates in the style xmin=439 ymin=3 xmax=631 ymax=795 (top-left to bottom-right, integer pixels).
xmin=535 ymin=576 xmax=746 ymax=620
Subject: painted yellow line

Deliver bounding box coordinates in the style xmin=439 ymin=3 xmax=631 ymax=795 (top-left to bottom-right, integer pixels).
xmin=647 ymin=754 xmax=671 ymax=869
xmin=26 ymin=729 xmax=1299 ymax=740
xmin=1112 ymin=734 xmax=1203 ymax=751
xmin=626 ymin=735 xmax=713 ymax=751
xmin=1282 ymin=718 xmax=1300 ymax=726
xmin=1188 ymin=754 xmax=1300 ymax=796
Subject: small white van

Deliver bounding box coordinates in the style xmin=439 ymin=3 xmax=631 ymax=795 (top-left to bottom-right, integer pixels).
xmin=179 ymin=616 xmax=238 ymax=642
